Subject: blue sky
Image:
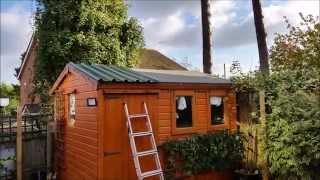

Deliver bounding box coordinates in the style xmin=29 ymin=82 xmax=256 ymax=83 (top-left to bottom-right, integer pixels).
xmin=1 ymin=0 xmax=319 ymax=84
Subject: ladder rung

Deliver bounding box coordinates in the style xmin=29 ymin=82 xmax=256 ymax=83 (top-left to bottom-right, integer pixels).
xmin=129 ymin=113 xmax=148 ymax=118
xmin=131 ymin=131 xmax=152 ymax=137
xmin=141 ymin=169 xmax=162 ymax=178
xmin=125 ymin=103 xmax=163 ymax=180
xmin=136 ymin=149 xmax=157 ymax=157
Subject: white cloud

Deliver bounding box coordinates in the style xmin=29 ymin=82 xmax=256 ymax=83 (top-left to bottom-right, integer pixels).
xmin=263 ymin=0 xmax=320 ymax=45
xmin=140 ymin=11 xmax=185 ymax=53
xmin=264 ymin=1 xmax=319 ymax=27
xmin=129 ymin=0 xmax=237 ymax=54
xmin=210 ymin=0 xmax=237 ymax=29
xmin=0 ymin=5 xmax=34 ymax=84
xmin=130 ymin=0 xmax=319 ymax=51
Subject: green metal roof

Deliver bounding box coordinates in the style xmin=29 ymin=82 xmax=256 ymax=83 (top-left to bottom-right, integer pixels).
xmin=70 ymin=63 xmax=158 ymax=83
xmin=69 ymin=63 xmax=231 ymax=84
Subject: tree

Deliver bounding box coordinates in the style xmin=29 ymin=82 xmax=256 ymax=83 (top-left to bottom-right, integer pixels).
xmin=0 ymin=83 xmax=20 ymax=114
xmin=252 ymin=0 xmax=269 ymax=74
xmin=235 ymin=6 xmax=320 ymax=178
xmin=233 ymin=15 xmax=320 ymax=179
xmin=34 ymin=0 xmax=144 ymax=99
xmin=201 ymin=0 xmax=212 ymax=74
xmin=266 ymin=15 xmax=320 ymax=179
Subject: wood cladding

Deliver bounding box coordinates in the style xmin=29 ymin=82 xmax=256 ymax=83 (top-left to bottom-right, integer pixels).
xmin=54 ymin=70 xmax=236 ymax=180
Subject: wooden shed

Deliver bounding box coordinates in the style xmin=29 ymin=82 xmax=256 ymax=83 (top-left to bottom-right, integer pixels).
xmin=50 ymin=63 xmax=237 ymax=180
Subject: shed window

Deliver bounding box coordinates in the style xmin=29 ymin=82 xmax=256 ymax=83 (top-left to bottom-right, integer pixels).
xmin=176 ymin=96 xmax=193 ymax=128
xmin=68 ymin=93 xmax=76 ymax=126
xmin=210 ymin=96 xmax=224 ymax=125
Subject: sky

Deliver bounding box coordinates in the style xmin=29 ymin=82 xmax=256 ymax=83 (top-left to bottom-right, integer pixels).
xmin=0 ymin=0 xmax=319 ymax=84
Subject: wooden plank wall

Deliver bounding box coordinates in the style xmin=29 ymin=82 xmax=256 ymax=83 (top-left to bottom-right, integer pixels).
xmin=157 ymin=89 xmax=236 ymax=144
xmin=157 ymin=90 xmax=171 ymax=143
xmin=54 ymin=77 xmax=236 ymax=180
xmin=56 ymin=72 xmax=99 ymax=179
xmin=157 ymin=89 xmax=236 ymax=180
xmin=195 ymin=90 xmax=209 ymax=133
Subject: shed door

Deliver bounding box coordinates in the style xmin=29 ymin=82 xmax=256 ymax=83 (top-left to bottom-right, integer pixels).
xmin=103 ymin=93 xmax=159 ymax=180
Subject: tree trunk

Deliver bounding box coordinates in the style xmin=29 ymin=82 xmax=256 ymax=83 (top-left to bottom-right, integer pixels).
xmin=201 ymin=0 xmax=212 ymax=74
xmin=252 ymin=1 xmax=270 ymax=179
xmin=252 ymin=0 xmax=269 ymax=74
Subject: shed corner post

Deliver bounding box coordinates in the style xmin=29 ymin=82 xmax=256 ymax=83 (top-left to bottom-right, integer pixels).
xmin=97 ymin=88 xmax=105 ymax=179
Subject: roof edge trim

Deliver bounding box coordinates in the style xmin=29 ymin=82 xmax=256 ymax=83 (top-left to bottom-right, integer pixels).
xmin=17 ymin=34 xmax=35 ymax=80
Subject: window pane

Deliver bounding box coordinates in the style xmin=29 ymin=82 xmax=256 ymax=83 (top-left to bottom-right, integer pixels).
xmin=69 ymin=94 xmax=76 ymax=116
xmin=176 ymin=96 xmax=192 ymax=128
xmin=210 ymin=96 xmax=224 ymax=125
xmin=68 ymin=93 xmax=76 ymax=126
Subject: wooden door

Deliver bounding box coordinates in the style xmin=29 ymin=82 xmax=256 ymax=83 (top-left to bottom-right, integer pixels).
xmin=103 ymin=93 xmax=159 ymax=180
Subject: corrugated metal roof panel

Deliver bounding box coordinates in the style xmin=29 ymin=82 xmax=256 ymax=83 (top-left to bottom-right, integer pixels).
xmin=70 ymin=63 xmax=231 ymax=84
xmin=134 ymin=68 xmax=231 ymax=84
xmin=71 ymin=63 xmax=158 ymax=83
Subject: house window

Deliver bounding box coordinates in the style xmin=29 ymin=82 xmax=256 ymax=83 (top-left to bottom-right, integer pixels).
xmin=210 ymin=96 xmax=224 ymax=125
xmin=176 ymin=96 xmax=193 ymax=128
xmin=68 ymin=93 xmax=76 ymax=126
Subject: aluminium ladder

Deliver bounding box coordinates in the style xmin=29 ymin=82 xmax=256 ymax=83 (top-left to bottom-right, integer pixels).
xmin=124 ymin=102 xmax=164 ymax=180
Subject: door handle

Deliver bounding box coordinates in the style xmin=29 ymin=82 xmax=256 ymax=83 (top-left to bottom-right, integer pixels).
xmin=104 ymin=151 xmax=120 ymax=156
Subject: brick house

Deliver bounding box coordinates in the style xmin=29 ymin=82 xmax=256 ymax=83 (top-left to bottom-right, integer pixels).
xmin=17 ymin=35 xmax=41 ymax=114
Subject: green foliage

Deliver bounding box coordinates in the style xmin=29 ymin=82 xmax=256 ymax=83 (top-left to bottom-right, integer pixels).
xmin=232 ymin=14 xmax=320 ymax=179
xmin=34 ymin=0 xmax=144 ymax=100
xmin=0 ymin=156 xmax=16 ymax=171
xmin=0 ymin=83 xmax=19 ymax=114
xmin=266 ymin=14 xmax=320 ymax=180
xmin=267 ymin=91 xmax=320 ymax=179
xmin=270 ymin=14 xmax=320 ymax=73
xmin=163 ymin=131 xmax=244 ymax=177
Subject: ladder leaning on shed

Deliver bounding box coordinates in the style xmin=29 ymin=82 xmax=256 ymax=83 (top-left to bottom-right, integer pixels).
xmin=124 ymin=102 xmax=164 ymax=180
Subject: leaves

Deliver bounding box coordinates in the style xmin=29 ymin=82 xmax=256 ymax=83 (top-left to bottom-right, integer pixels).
xmin=0 ymin=156 xmax=16 ymax=170
xmin=233 ymin=14 xmax=320 ymax=179
xmin=266 ymin=15 xmax=320 ymax=179
xmin=0 ymin=83 xmax=19 ymax=114
xmin=34 ymin=0 xmax=144 ymax=101
xmin=163 ymin=131 xmax=244 ymax=177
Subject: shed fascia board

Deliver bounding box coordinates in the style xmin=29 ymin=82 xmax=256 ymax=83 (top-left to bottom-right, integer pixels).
xmin=17 ymin=34 xmax=35 ymax=80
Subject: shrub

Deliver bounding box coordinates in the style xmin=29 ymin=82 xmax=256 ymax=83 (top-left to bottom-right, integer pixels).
xmin=232 ymin=15 xmax=320 ymax=179
xmin=163 ymin=131 xmax=244 ymax=177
